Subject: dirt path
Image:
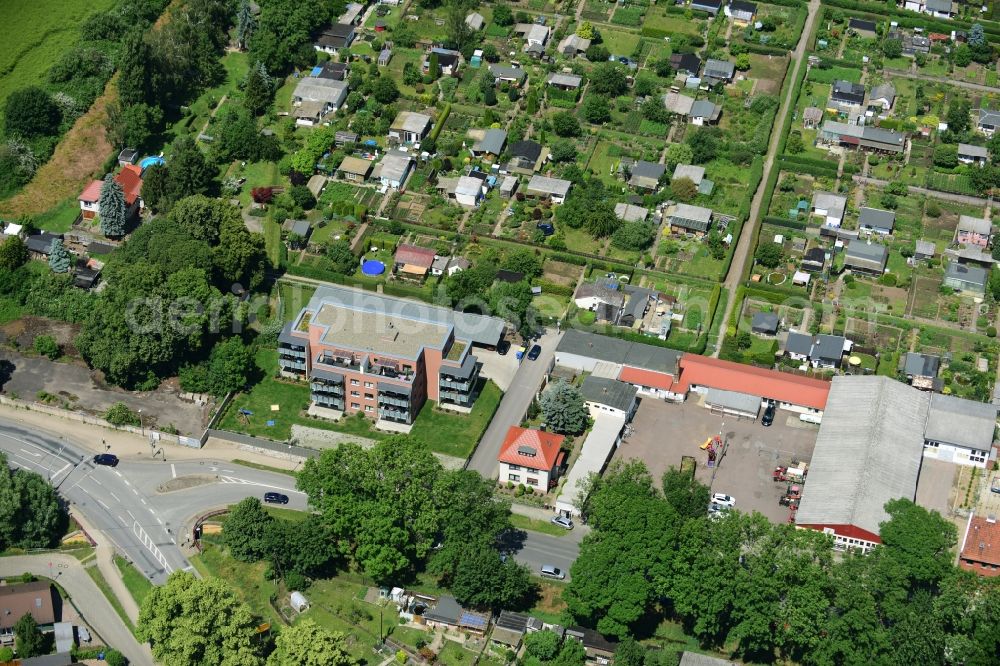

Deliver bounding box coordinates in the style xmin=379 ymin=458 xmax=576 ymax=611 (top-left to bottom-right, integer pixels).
xmin=196 ymin=94 xmax=228 ymax=145
xmin=711 ymin=0 xmax=822 ymax=356
xmin=0 ymin=80 xmax=116 ymax=217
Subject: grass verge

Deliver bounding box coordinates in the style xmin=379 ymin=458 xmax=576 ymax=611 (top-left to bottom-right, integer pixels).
xmin=509 ymin=514 xmax=569 ymax=537
xmin=113 ymin=555 xmax=154 ymax=609
xmin=85 ymin=565 xmax=136 ymax=635
xmin=231 ymin=459 xmax=298 ymax=476
xmin=410 ymin=380 xmax=503 ymax=458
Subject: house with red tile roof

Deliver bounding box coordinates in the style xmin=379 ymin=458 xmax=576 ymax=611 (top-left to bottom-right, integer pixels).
xmin=393 ymin=243 xmax=437 ymax=277
xmin=678 ymin=354 xmax=830 ymax=415
xmin=78 ymin=165 xmax=145 ymax=221
xmin=959 ymin=515 xmax=1000 ymax=577
xmin=497 ymin=426 xmax=566 ymax=492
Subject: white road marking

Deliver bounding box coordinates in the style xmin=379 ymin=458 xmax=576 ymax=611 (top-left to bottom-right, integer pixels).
xmin=118 ymin=515 xmax=128 ymax=525
xmin=219 ymin=476 xmax=304 ymax=494
xmin=97 ymin=499 xmax=110 ymax=510
xmin=123 ymin=479 xmax=131 ymax=487
xmin=139 ymin=497 xmax=147 ymax=505
xmin=109 ymin=492 xmax=120 ymax=503
xmin=156 ymin=517 xmax=163 ymax=525
xmin=132 ymin=521 xmax=173 ymax=574
xmin=171 ymin=464 xmax=176 ymax=479
xmin=113 ymin=470 xmax=122 ymax=477
xmin=18 ymin=448 xmax=40 ymax=457
xmin=52 ymin=463 xmax=70 ymax=479
xmin=127 ymin=510 xmax=136 ymax=521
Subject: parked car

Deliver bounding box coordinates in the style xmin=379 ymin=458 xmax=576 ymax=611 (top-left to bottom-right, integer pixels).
xmin=264 ymin=492 xmax=289 ymax=504
xmin=711 ymin=493 xmax=736 ymax=507
xmin=550 ymin=515 xmax=574 ymax=530
xmin=540 ymin=564 xmax=565 ymax=579
xmin=93 ymin=454 xmax=119 ymax=467
xmin=527 ymin=344 xmax=542 ymax=361
xmin=992 ymin=478 xmax=1000 ymax=494
xmin=762 ymin=402 xmax=776 ymax=427
xmin=537 ymin=222 xmax=555 ymax=236
xmin=497 ymin=340 xmax=511 ymax=356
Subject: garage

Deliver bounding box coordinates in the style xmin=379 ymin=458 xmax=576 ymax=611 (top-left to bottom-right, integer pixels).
xmin=705 ymin=388 xmax=761 ymax=419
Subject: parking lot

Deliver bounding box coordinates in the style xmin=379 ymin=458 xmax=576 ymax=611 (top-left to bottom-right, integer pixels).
xmin=476 ymin=346 xmax=520 ymax=392
xmin=612 ymin=395 xmax=820 ymax=523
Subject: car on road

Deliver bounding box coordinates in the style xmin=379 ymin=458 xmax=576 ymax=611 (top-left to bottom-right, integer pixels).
xmin=711 ymin=493 xmax=736 ymax=507
xmin=93 ymin=454 xmax=119 ymax=467
xmin=762 ymin=402 xmax=776 ymax=427
xmin=540 ymin=564 xmax=565 ymax=579
xmin=550 ymin=515 xmax=574 ymax=530
xmin=264 ymin=492 xmax=289 ymax=504
xmin=497 ymin=340 xmax=511 ymax=356
xmin=527 ymin=344 xmax=542 ymax=361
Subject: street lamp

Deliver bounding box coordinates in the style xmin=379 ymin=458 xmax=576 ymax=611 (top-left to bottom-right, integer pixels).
xmin=138 ymin=409 xmax=143 ymax=436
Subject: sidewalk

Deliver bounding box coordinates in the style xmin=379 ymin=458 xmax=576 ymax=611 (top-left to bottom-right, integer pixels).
xmin=71 ymin=509 xmax=142 ymax=623
xmin=0 ymin=403 xmax=300 ymax=470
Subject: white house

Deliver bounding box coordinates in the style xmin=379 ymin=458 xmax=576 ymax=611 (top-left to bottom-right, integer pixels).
xmin=497 ymin=426 xmax=565 ymax=492
xmin=372 ymin=151 xmax=415 ymax=189
xmin=292 ymin=78 xmax=349 ymax=126
xmin=812 ymin=191 xmax=847 ymax=227
xmin=922 ymin=393 xmax=997 ymax=468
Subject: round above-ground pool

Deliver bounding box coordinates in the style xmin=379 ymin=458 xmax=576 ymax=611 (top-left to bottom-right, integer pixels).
xmin=140 ymin=156 xmax=165 ymax=170
xmin=361 ymin=259 xmax=386 ymax=276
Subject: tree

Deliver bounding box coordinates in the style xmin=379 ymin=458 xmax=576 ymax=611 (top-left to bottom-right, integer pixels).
xmin=525 ymin=630 xmax=562 ymax=661
xmin=105 ymin=402 xmax=140 ymax=426
xmin=933 ymin=144 xmax=959 ymax=168
xmin=664 ymin=143 xmax=694 ymax=171
xmin=953 ymin=44 xmax=973 ymax=68
xmin=214 ymin=215 xmax=267 ymax=289
xmin=0 ymin=236 xmax=28 ymax=271
xmin=105 ymin=101 xmax=162 ymax=151
xmin=446 ymin=263 xmax=497 ymax=306
xmin=0 ymin=647 xmax=13 ymax=662
xmin=661 ymin=466 xmax=710 ymax=521
xmin=224 ymin=497 xmax=274 ymax=562
xmin=117 ymin=29 xmax=151 ymax=106
xmin=33 ymin=335 xmax=60 ymax=360
xmin=614 ymin=638 xmax=646 ymax=666
xmin=611 ymin=223 xmax=654 ymax=252
xmin=268 ymin=620 xmax=354 ymax=666
xmin=14 ymin=613 xmax=44 ymax=657
xmin=489 ymin=280 xmax=536 ymax=336
xmin=169 ymin=194 xmax=237 ymax=244
xmin=882 ymin=38 xmax=903 ymax=59
xmin=550 ymin=139 xmax=577 ymax=164
xmin=444 ymin=1 xmax=473 ymax=53
xmin=687 ymin=129 xmax=718 ymax=163
xmin=236 ymin=0 xmax=256 ymax=50
xmin=4 ymin=87 xmax=60 ymax=138
xmin=501 ymin=248 xmax=543 ymax=278
xmin=325 ymin=240 xmax=358 ymax=275
xmin=589 ymin=63 xmax=628 ymax=96
xmin=586 ymin=43 xmax=610 ymax=63
xmin=969 ymin=22 xmax=986 ymax=47
xmin=552 ymin=111 xmax=581 ymax=137
xmin=449 ymin=544 xmax=535 ymax=610
xmin=755 ymin=242 xmax=784 ymax=268
xmin=99 ymin=174 xmax=127 ymax=237
xmin=734 ymin=53 xmax=751 ymax=71
xmin=786 ymin=131 xmax=804 ymax=154
xmin=372 ymin=76 xmax=399 ymax=104
xmin=243 ymin=61 xmax=273 ymax=115
xmin=167 ymin=137 xmax=213 ymax=203
xmin=577 ymin=21 xmax=595 ymax=39
xmin=0 ymin=453 xmax=68 ymax=551
xmin=492 ymin=4 xmax=513 ymax=26
xmin=141 ymin=164 xmax=170 ymax=213
xmin=540 ymin=379 xmax=588 ymax=434
xmin=670 ymin=177 xmax=697 ymax=202
xmin=581 ymin=96 xmax=611 ymax=124
xmin=47 ymin=239 xmax=71 ymax=273
xmin=946 ymin=99 xmax=971 ymax=135
xmin=207 ymin=337 xmax=254 ymax=396
xmin=137 ymin=572 xmax=265 ymax=666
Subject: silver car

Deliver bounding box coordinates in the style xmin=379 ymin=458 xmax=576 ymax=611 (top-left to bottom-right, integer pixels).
xmin=540 ymin=564 xmax=565 ymax=579
xmin=550 ymin=516 xmax=574 ymax=530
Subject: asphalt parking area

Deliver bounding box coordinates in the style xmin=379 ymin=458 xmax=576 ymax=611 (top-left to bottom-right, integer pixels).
xmin=612 ymin=396 xmax=819 ymax=523
xmin=476 ymin=347 xmax=520 ymax=391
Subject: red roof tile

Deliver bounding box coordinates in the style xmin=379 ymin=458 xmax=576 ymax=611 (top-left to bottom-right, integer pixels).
xmin=498 ymin=426 xmax=564 ymax=470
xmin=79 ymin=179 xmax=103 ymax=203
xmin=395 ymin=243 xmax=436 ymax=268
xmin=115 ymin=165 xmax=143 ymax=206
xmin=678 ymin=355 xmax=831 ymax=410
xmin=618 ymin=365 xmax=674 ymax=391
xmin=960 ymin=516 xmax=1000 ymax=575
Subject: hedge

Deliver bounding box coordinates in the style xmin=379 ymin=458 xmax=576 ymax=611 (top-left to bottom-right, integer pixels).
xmin=549 ymin=252 xmax=588 ymax=267
xmin=763 ymin=215 xmax=809 ymax=230
xmin=537 ymin=280 xmax=574 ymax=297
xmin=743 ymin=42 xmax=792 ymax=56
xmin=744 ymin=166 xmax=782 ymax=282
xmin=776 ymin=155 xmax=840 ymax=178
xmin=761 ymin=0 xmax=807 ymax=7
xmin=775 ymin=60 xmax=808 ymax=156
xmin=821 ymin=0 xmax=1000 ymax=38
xmin=429 ymin=103 xmax=451 ymax=142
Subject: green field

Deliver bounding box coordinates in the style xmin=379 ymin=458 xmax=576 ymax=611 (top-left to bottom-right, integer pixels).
xmin=0 ymin=0 xmax=116 ymax=126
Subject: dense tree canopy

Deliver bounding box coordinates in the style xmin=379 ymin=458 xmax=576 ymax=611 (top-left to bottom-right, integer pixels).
xmin=0 ymin=453 xmax=68 ymax=550
xmin=540 ymin=380 xmax=589 ymax=434
xmin=4 ymin=87 xmax=61 ymax=138
xmin=268 ymin=621 xmax=353 ymax=666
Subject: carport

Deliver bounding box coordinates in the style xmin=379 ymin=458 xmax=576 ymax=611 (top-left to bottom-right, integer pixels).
xmin=556 ymin=413 xmax=626 ymax=516
xmin=705 ymin=388 xmax=761 ymax=419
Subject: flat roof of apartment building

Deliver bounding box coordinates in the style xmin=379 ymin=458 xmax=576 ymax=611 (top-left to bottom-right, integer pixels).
xmin=311 ymin=302 xmax=453 ymax=360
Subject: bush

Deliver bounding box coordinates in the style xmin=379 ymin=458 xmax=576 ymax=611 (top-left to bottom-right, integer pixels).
xmin=988 ymin=326 xmax=997 ymax=338
xmin=32 ymin=335 xmax=60 ymax=360
xmin=104 ymin=402 xmax=140 ymax=427
xmin=285 ymin=571 xmax=309 ymax=591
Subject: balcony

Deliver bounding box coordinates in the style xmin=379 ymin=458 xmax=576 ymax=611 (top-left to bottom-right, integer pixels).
xmin=317 ymin=353 xmax=362 ymax=371
xmin=378 ymin=394 xmax=411 ymax=409
xmin=310 ymin=382 xmax=344 ymax=397
xmin=369 ymin=362 xmax=414 ymax=383
xmin=439 ymin=390 xmax=473 ymax=406
xmin=439 ymin=378 xmax=473 ymax=392
xmin=279 ymin=358 xmax=306 ymax=373
xmin=313 ymin=394 xmax=345 ymax=410
xmin=378 ymin=407 xmax=412 ymax=424
xmin=278 ymin=345 xmax=306 ymax=359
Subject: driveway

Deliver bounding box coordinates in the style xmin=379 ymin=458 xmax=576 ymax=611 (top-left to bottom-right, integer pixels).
xmin=0 ymin=554 xmax=154 ymax=666
xmin=467 ymin=329 xmax=563 ymax=479
xmin=613 ymin=397 xmax=819 ymax=523
xmin=476 ymin=345 xmax=520 ymax=392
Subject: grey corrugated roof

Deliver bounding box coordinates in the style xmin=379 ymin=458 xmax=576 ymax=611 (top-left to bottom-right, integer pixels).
xmin=547 ymin=72 xmax=582 ymax=87
xmin=706 ymin=387 xmax=761 ymax=414
xmin=752 ymin=311 xmax=779 ymax=332
xmin=958 ymin=215 xmax=992 ymax=235
xmin=959 ymin=143 xmax=989 ymax=158
xmin=785 ymin=331 xmax=813 ymax=356
xmin=915 ymin=240 xmax=936 ymax=256
xmin=622 ymin=342 xmax=680 ymax=375
xmin=944 ymin=261 xmax=987 ymax=287
xmin=630 ymin=160 xmax=665 ymax=180
xmin=813 ymin=334 xmax=846 ymax=363
xmin=557 ymin=329 xmax=631 ymax=363
xmin=472 ymin=128 xmax=507 ymax=155
xmin=846 ymin=241 xmax=888 ymax=263
xmin=796 ymin=376 xmax=929 ymax=537
xmin=925 ymin=393 xmax=997 ymax=450
xmin=293 ymin=77 xmax=349 ymax=104
xmin=690 ymin=100 xmax=718 ymax=118
xmin=581 ymin=376 xmax=637 ymax=413
xmin=425 ymin=595 xmax=463 ymax=624
xmin=679 ymin=652 xmax=738 ymax=666
xmin=704 ymin=59 xmax=735 ymax=79
xmin=979 ymin=108 xmax=1000 ymax=126
xmin=527 ymin=175 xmax=572 ymax=197
xmin=672 ymin=164 xmax=705 ymax=185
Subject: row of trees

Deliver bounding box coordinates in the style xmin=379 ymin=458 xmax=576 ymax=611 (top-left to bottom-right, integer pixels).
xmin=565 ymin=461 xmax=1000 ymax=665
xmin=443 ymin=247 xmax=545 ymax=336
xmin=0 ymin=452 xmax=68 ymax=550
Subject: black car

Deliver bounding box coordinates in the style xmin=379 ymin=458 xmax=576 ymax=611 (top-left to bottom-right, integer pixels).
xmin=264 ymin=492 xmax=289 ymax=504
xmin=527 ymin=344 xmax=542 ymax=361
xmin=497 ymin=340 xmax=511 ymax=355
xmin=93 ymin=453 xmax=119 ymax=467
xmin=762 ymin=402 xmax=776 ymax=427
xmin=537 ymin=223 xmax=555 ymax=236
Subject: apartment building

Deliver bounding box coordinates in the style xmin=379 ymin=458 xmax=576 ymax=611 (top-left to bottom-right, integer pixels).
xmin=278 ymin=288 xmax=501 ymax=428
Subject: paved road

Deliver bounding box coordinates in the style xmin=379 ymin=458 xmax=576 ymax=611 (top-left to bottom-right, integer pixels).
xmin=513 ymin=530 xmax=583 ymax=582
xmin=0 ymin=554 xmax=154 ymax=666
xmin=712 ymin=0 xmax=823 ymax=356
xmin=467 ymin=328 xmax=563 ymax=479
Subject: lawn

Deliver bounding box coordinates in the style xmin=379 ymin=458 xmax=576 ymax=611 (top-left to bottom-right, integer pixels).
xmin=114 ymin=555 xmax=154 ymax=609
xmin=190 ymin=540 xmax=282 ymax=625
xmin=0 ymin=0 xmax=116 ymax=127
xmin=86 ymin=566 xmax=136 ymax=635
xmin=510 ymin=514 xmax=571 ymax=537
xmin=600 ymin=29 xmax=642 ymax=56
xmin=33 ymin=197 xmax=82 ymax=233
xmin=277 ymin=281 xmax=316 ymax=324
xmin=169 ymin=51 xmax=250 ymax=143
xmin=409 ymin=380 xmax=503 ymax=458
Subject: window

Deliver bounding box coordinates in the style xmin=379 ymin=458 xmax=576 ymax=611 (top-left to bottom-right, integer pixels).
xmin=366 ymin=393 xmax=375 ymax=400
xmin=351 ymin=403 xmax=361 ymax=409
xmin=351 ymin=391 xmax=360 ymax=397
xmin=508 ymin=474 xmax=520 ymax=482
xmin=527 ymin=478 xmax=539 ymax=486
xmin=364 ymin=381 xmax=374 ymax=388
xmin=365 ymin=405 xmax=374 ymax=412
xmin=351 ymin=379 xmax=359 ymax=386
xmin=508 ymin=464 xmax=521 ymax=471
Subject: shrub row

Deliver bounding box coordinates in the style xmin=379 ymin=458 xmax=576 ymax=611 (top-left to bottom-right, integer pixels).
xmin=763 ymin=215 xmax=809 ymax=230
xmin=821 ymin=0 xmax=1000 ymax=38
